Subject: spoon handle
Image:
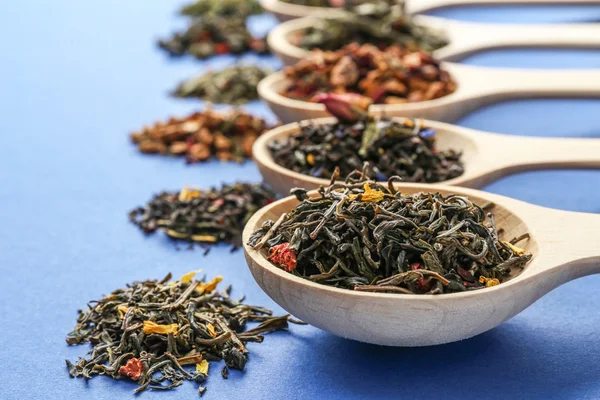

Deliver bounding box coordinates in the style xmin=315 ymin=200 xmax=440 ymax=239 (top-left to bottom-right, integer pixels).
xmin=452 ymin=65 xmax=600 ymax=102
xmin=530 ymin=207 xmax=600 ymax=281
xmin=494 ymin=135 xmax=600 ymax=170
xmin=407 ymin=0 xmax=600 ymax=14
xmin=433 ymin=20 xmax=600 ymax=61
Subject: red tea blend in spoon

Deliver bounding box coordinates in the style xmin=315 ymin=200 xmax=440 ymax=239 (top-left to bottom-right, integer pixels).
xmin=281 ymin=43 xmax=456 ymax=105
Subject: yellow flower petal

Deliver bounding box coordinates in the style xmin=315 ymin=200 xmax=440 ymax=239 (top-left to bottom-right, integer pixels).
xmin=349 ymin=183 xmax=385 ymax=203
xmin=479 ymin=276 xmax=500 ymax=287
xmin=179 ymin=186 xmax=202 ymax=202
xmin=196 ymin=359 xmax=209 ymax=375
xmin=197 ymin=276 xmax=223 ymax=294
xmin=306 ymin=154 xmax=315 ymax=165
xmin=207 ymin=323 xmax=217 ymax=338
xmin=143 ymin=321 xmax=179 ymax=335
xmin=502 ymin=241 xmax=526 ymax=255
xmin=179 ymin=269 xmax=202 ymax=284
xmin=190 ymin=235 xmax=218 ymax=243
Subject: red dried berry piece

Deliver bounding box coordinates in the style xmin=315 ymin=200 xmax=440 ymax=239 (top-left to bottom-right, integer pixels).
xmin=118 ymin=358 xmax=143 ymax=381
xmin=268 ymin=243 xmax=297 ymax=272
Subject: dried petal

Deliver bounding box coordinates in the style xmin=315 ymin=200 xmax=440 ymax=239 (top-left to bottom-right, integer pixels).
xmin=142 ymin=321 xmax=179 ymax=335
xmin=268 ymin=243 xmax=297 ymax=272
xmin=118 ymin=358 xmax=143 ymax=381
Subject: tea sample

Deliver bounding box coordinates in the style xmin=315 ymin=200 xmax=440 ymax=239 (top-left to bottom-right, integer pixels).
xmin=295 ymin=6 xmax=448 ymax=53
xmin=180 ymin=0 xmax=262 ymax=18
xmin=174 ymin=66 xmax=269 ymax=104
xmin=281 ymin=0 xmax=397 ymax=8
xmin=130 ymin=109 xmax=269 ymax=163
xmin=282 ymin=43 xmax=456 ymax=104
xmin=159 ymin=17 xmax=268 ymax=59
xmin=130 ymin=183 xmax=276 ymax=252
xmin=268 ymin=109 xmax=463 ymax=183
xmin=248 ymin=166 xmax=532 ymax=294
xmin=66 ymin=272 xmax=303 ymax=395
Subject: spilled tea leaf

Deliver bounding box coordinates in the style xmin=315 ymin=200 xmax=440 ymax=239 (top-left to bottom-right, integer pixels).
xmin=173 ymin=66 xmax=269 ymax=104
xmin=130 ymin=108 xmax=270 ymax=163
xmin=65 ymin=273 xmax=304 ymax=394
xmin=129 ymin=183 xmax=276 ymax=252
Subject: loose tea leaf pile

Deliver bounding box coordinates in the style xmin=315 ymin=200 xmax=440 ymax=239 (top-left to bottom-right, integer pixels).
xmin=130 ymin=109 xmax=269 ymax=163
xmin=281 ymin=0 xmax=397 ymax=8
xmin=180 ymin=0 xmax=263 ymax=18
xmin=268 ymin=114 xmax=464 ymax=183
xmin=296 ymin=6 xmax=448 ymax=53
xmin=66 ymin=272 xmax=303 ymax=395
xmin=174 ymin=66 xmax=269 ymax=104
xmin=282 ymin=43 xmax=456 ymax=105
xmin=158 ymin=17 xmax=268 ymax=59
xmin=130 ymin=183 xmax=276 ymax=251
xmin=248 ymin=166 xmax=532 ymax=294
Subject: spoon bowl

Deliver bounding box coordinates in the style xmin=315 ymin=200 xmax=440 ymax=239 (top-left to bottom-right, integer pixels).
xmin=253 ymin=117 xmax=600 ymax=195
xmin=243 ymin=184 xmax=600 ymax=346
xmin=262 ymin=0 xmax=600 ymax=22
xmin=258 ymin=63 xmax=600 ymax=123
xmin=269 ymin=15 xmax=600 ymax=66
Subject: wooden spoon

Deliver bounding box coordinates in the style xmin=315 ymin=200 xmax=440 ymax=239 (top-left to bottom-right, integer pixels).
xmin=269 ymin=16 xmax=600 ymax=66
xmin=253 ymin=117 xmax=600 ymax=195
xmin=258 ymin=65 xmax=600 ymax=123
xmin=262 ymin=0 xmax=600 ymax=22
xmin=242 ymin=184 xmax=600 ymax=346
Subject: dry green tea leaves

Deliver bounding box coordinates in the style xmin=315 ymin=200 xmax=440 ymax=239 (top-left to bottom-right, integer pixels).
xmin=158 ymin=17 xmax=268 ymax=59
xmin=296 ymin=6 xmax=448 ymax=53
xmin=174 ymin=66 xmax=269 ymax=104
xmin=66 ymin=272 xmax=303 ymax=395
xmin=180 ymin=0 xmax=262 ymax=18
xmin=268 ymin=112 xmax=464 ymax=183
xmin=130 ymin=108 xmax=269 ymax=163
xmin=282 ymin=43 xmax=456 ymax=105
xmin=248 ymin=165 xmax=532 ymax=294
xmin=130 ymin=183 xmax=276 ymax=251
xmin=281 ymin=0 xmax=397 ymax=8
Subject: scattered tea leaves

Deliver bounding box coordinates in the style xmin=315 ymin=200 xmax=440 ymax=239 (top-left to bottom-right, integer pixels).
xmin=180 ymin=0 xmax=263 ymax=18
xmin=158 ymin=17 xmax=268 ymax=59
xmin=130 ymin=108 xmax=270 ymax=163
xmin=65 ymin=273 xmax=304 ymax=394
xmin=130 ymin=183 xmax=276 ymax=251
xmin=173 ymin=66 xmax=269 ymax=104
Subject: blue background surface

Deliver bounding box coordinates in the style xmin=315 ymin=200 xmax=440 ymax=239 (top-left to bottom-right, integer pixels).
xmin=0 ymin=1 xmax=599 ymax=399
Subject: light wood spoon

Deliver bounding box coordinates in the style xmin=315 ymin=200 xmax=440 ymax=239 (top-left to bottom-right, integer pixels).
xmin=253 ymin=117 xmax=600 ymax=195
xmin=258 ymin=64 xmax=600 ymax=123
xmin=269 ymin=16 xmax=600 ymax=66
xmin=407 ymin=0 xmax=600 ymax=15
xmin=243 ymin=183 xmax=600 ymax=346
xmin=262 ymin=0 xmax=600 ymax=22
